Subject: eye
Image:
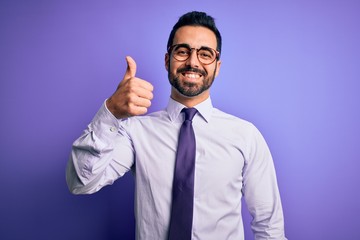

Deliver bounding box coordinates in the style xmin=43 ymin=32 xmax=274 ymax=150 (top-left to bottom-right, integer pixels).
xmin=175 ymin=47 xmax=190 ymax=56
xmin=198 ymin=49 xmax=214 ymax=59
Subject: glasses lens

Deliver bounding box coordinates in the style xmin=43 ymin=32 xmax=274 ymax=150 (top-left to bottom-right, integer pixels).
xmin=198 ymin=48 xmax=216 ymax=64
xmin=173 ymin=46 xmax=191 ymax=61
xmin=171 ymin=45 xmax=217 ymax=65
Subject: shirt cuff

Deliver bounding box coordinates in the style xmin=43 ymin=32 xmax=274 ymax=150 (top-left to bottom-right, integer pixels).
xmin=89 ymin=99 xmax=122 ymax=140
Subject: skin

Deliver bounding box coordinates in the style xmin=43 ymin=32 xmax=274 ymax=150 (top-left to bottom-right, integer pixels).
xmin=106 ymin=26 xmax=221 ymax=118
xmin=165 ymin=26 xmax=221 ymax=107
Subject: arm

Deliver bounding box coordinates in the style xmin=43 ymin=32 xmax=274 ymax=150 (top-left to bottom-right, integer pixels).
xmin=243 ymin=126 xmax=287 ymax=240
xmin=66 ymin=56 xmax=154 ymax=194
xmin=66 ymin=102 xmax=134 ymax=194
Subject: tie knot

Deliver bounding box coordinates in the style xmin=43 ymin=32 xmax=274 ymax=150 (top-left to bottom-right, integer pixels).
xmin=182 ymin=108 xmax=198 ymax=121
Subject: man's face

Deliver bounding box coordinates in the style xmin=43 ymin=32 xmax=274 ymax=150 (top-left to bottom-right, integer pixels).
xmin=165 ymin=26 xmax=221 ymax=101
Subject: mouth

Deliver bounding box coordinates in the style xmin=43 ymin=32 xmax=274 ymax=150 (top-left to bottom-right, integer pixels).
xmin=181 ymin=71 xmax=202 ymax=80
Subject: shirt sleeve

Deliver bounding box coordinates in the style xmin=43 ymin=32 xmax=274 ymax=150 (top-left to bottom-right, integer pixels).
xmin=66 ymin=100 xmax=135 ymax=194
xmin=242 ymin=126 xmax=287 ymax=240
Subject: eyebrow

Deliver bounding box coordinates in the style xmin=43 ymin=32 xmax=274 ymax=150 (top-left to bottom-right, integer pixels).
xmin=174 ymin=43 xmax=214 ymax=50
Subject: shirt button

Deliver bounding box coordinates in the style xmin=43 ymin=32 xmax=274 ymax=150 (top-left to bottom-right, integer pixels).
xmin=110 ymin=126 xmax=117 ymax=132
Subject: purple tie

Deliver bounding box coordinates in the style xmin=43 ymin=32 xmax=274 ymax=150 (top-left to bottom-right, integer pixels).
xmin=168 ymin=108 xmax=198 ymax=240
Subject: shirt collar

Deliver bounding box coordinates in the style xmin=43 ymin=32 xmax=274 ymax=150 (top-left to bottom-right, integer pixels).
xmin=166 ymin=97 xmax=213 ymax=123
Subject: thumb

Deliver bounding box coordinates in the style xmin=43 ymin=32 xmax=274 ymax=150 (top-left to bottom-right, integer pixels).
xmin=124 ymin=56 xmax=137 ymax=80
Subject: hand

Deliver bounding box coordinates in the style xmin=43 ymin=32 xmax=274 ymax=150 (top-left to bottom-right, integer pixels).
xmin=106 ymin=56 xmax=154 ymax=119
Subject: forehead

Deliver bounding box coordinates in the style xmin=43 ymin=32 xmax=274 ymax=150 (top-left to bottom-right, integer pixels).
xmin=173 ymin=26 xmax=217 ymax=49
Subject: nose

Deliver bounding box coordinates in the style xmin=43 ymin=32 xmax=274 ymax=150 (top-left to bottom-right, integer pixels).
xmin=185 ymin=49 xmax=200 ymax=68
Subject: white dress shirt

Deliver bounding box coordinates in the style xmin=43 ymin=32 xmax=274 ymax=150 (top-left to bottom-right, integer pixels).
xmin=66 ymin=97 xmax=287 ymax=240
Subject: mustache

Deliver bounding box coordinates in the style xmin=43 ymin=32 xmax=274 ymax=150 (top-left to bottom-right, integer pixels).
xmin=177 ymin=67 xmax=206 ymax=76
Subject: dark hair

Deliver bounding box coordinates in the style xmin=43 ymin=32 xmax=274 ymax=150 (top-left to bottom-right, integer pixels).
xmin=167 ymin=11 xmax=222 ymax=55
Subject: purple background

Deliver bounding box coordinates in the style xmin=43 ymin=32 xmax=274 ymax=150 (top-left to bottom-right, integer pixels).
xmin=1 ymin=0 xmax=359 ymax=239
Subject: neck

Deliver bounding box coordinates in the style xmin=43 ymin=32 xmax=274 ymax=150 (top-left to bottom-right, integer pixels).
xmin=171 ymin=88 xmax=209 ymax=107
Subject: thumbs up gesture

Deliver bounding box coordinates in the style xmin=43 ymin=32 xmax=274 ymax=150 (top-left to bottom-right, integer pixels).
xmin=106 ymin=56 xmax=154 ymax=119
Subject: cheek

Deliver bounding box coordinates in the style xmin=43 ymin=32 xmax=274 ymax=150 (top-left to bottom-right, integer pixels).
xmin=169 ymin=61 xmax=182 ymax=74
xmin=207 ymin=64 xmax=218 ymax=78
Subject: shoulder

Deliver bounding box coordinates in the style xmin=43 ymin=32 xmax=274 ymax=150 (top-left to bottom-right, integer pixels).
xmin=211 ymin=108 xmax=270 ymax=154
xmin=211 ymin=107 xmax=256 ymax=129
xmin=210 ymin=107 xmax=266 ymax=140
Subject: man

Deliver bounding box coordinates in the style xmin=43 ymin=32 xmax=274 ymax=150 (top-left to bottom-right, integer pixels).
xmin=66 ymin=11 xmax=287 ymax=240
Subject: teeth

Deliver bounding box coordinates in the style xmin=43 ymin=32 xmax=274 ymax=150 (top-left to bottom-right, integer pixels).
xmin=185 ymin=73 xmax=200 ymax=79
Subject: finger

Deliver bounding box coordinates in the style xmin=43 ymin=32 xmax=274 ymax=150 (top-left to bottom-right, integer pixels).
xmin=127 ymin=92 xmax=152 ymax=107
xmin=134 ymin=87 xmax=154 ymax=100
xmin=123 ymin=56 xmax=137 ymax=80
xmin=127 ymin=104 xmax=149 ymax=116
xmin=126 ymin=77 xmax=154 ymax=93
xmin=137 ymin=78 xmax=154 ymax=91
xmin=132 ymin=96 xmax=152 ymax=108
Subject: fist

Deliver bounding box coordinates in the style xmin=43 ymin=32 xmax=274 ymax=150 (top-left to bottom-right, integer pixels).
xmin=106 ymin=56 xmax=154 ymax=119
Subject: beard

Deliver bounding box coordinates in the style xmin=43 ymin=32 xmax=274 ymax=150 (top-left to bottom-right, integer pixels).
xmin=168 ymin=65 xmax=217 ymax=97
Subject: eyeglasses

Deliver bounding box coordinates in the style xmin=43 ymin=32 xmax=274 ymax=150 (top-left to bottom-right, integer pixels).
xmin=168 ymin=44 xmax=220 ymax=65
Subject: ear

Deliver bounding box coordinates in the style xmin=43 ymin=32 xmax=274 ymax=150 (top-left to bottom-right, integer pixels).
xmin=215 ymin=60 xmax=221 ymax=77
xmin=165 ymin=53 xmax=170 ymax=71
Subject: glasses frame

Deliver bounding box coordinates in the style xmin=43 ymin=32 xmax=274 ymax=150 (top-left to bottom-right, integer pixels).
xmin=168 ymin=44 xmax=220 ymax=65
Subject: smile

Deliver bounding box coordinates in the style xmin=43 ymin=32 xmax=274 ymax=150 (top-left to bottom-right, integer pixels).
xmin=182 ymin=72 xmax=202 ymax=79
